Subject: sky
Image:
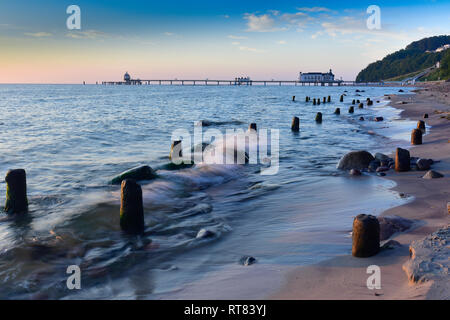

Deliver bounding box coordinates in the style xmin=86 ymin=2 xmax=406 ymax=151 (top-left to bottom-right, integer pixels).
xmin=0 ymin=0 xmax=449 ymax=83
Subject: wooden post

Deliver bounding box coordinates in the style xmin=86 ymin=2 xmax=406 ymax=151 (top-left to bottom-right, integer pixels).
xmin=120 ymin=180 xmax=145 ymax=234
xmin=291 ymin=117 xmax=300 ymax=132
xmin=4 ymin=169 xmax=28 ymax=214
xmin=352 ymin=214 xmax=380 ymax=257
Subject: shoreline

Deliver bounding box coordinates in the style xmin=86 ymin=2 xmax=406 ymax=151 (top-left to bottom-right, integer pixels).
xmin=271 ymin=82 xmax=450 ymax=300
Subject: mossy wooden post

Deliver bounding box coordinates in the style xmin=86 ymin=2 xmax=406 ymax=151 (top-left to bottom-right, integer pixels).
xmin=334 ymin=108 xmax=340 ymax=115
xmin=395 ymin=148 xmax=410 ymax=172
xmin=340 ymin=95 xmax=344 ymax=102
xmin=327 ymin=96 xmax=331 ymax=103
xmin=348 ymin=106 xmax=354 ymax=113
xmin=352 ymin=214 xmax=380 ymax=257
xmin=358 ymin=103 xmax=364 ymax=109
xmin=291 ymin=116 xmax=300 ymax=132
xmin=120 ymin=179 xmax=144 ymax=234
xmin=323 ymin=97 xmax=326 ymax=103
xmin=249 ymin=123 xmax=257 ymax=131
xmin=417 ymin=120 xmax=426 ymax=133
xmin=315 ymin=112 xmax=322 ymax=123
xmin=169 ymin=140 xmax=183 ymax=162
xmin=411 ymin=129 xmax=422 ymax=145
xmin=4 ymin=169 xmax=28 ymax=214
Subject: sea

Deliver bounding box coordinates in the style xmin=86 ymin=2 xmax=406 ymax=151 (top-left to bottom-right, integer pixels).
xmin=0 ymin=84 xmax=416 ymax=299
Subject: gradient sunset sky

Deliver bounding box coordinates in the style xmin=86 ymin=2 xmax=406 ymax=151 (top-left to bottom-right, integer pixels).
xmin=0 ymin=0 xmax=449 ymax=83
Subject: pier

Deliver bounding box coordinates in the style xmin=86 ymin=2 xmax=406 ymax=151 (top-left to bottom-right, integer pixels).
xmin=101 ymin=79 xmax=383 ymax=86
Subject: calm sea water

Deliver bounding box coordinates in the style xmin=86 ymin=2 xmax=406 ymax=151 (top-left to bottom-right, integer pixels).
xmin=0 ymin=84 xmax=415 ymax=299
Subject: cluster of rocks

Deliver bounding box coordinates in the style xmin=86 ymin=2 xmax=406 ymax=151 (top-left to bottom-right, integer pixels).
xmin=338 ymin=150 xmax=443 ymax=179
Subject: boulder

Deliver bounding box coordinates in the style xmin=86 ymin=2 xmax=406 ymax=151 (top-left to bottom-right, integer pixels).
xmin=374 ymin=117 xmax=384 ymax=122
xmin=368 ymin=160 xmax=380 ymax=171
xmin=111 ymin=165 xmax=156 ymax=185
xmin=402 ymin=225 xmax=450 ymax=283
xmin=395 ymin=148 xmax=410 ymax=172
xmin=416 ymin=158 xmax=432 ymax=171
xmin=378 ymin=216 xmax=415 ymax=240
xmin=337 ymin=151 xmax=375 ymax=170
xmin=422 ymin=170 xmax=444 ymax=179
xmin=374 ymin=153 xmax=389 ymax=161
xmin=376 ymin=166 xmax=389 ymax=172
xmin=196 ymin=228 xmax=215 ymax=239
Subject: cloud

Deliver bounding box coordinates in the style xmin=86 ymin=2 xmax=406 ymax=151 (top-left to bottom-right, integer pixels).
xmin=164 ymin=32 xmax=175 ymax=36
xmin=277 ymin=40 xmax=287 ymax=44
xmin=244 ymin=13 xmax=285 ymax=32
xmin=24 ymin=32 xmax=53 ymax=37
xmin=228 ymin=35 xmax=248 ymax=39
xmin=231 ymin=41 xmax=240 ymax=45
xmin=66 ymin=30 xmax=107 ymax=39
xmin=297 ymin=7 xmax=330 ymax=13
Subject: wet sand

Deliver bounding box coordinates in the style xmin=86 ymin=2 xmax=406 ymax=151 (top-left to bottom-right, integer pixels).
xmin=272 ymin=81 xmax=450 ymax=300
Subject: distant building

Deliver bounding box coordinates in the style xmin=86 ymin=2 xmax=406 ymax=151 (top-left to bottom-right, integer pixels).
xmin=124 ymin=72 xmax=131 ymax=82
xmin=235 ymin=76 xmax=251 ymax=83
xmin=299 ymin=69 xmax=335 ymax=82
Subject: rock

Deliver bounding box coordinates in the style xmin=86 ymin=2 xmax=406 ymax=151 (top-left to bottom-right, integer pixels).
xmin=239 ymin=256 xmax=257 ymax=266
xmin=399 ymin=89 xmax=404 ymax=92
xmin=416 ymin=158 xmax=432 ymax=171
xmin=411 ymin=129 xmax=422 ymax=145
xmin=377 ymin=172 xmax=386 ymax=177
xmin=291 ymin=116 xmax=300 ymax=132
xmin=4 ymin=169 xmax=28 ymax=214
xmin=376 ymin=166 xmax=389 ymax=172
xmin=352 ymin=214 xmax=380 ymax=258
xmin=350 ymin=169 xmax=362 ymax=176
xmin=120 ymin=179 xmax=145 ymax=234
xmin=381 ymin=240 xmax=401 ymax=250
xmin=374 ymin=153 xmax=389 ymax=161
xmin=359 ymin=116 xmax=364 ymax=121
xmin=402 ymin=225 xmax=450 ymax=283
xmin=378 ymin=216 xmax=415 ymax=240
xmin=368 ymin=160 xmax=380 ymax=171
xmin=337 ymin=151 xmax=375 ymax=170
xmin=374 ymin=117 xmax=384 ymax=122
xmin=196 ymin=228 xmax=215 ymax=239
xmin=395 ymin=148 xmax=410 ymax=172
xmin=422 ymin=170 xmax=444 ymax=179
xmin=111 ymin=165 xmax=156 ymax=185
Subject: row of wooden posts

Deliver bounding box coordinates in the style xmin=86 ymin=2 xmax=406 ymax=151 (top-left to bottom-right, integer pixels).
xmin=2 ymin=95 xmax=429 ymax=258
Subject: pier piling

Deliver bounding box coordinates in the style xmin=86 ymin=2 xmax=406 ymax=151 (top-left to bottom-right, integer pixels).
xmin=291 ymin=117 xmax=300 ymax=132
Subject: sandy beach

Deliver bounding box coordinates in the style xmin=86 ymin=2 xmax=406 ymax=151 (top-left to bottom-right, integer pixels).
xmin=272 ymin=81 xmax=450 ymax=300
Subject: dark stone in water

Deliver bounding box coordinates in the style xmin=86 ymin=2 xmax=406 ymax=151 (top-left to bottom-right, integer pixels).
xmin=196 ymin=228 xmax=215 ymax=239
xmin=359 ymin=116 xmax=365 ymax=121
xmin=239 ymin=256 xmax=257 ymax=266
xmin=338 ymin=150 xmax=375 ymax=170
xmin=350 ymin=169 xmax=362 ymax=176
xmin=376 ymin=166 xmax=389 ymax=172
xmin=368 ymin=160 xmax=380 ymax=171
xmin=377 ymin=172 xmax=386 ymax=177
xmin=378 ymin=216 xmax=415 ymax=241
xmin=111 ymin=165 xmax=156 ymax=185
xmin=374 ymin=153 xmax=389 ymax=161
xmin=374 ymin=117 xmax=384 ymax=122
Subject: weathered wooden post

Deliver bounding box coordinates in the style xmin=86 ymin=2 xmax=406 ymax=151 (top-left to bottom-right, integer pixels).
xmin=315 ymin=112 xmax=322 ymax=123
xmin=395 ymin=148 xmax=410 ymax=172
xmin=291 ymin=117 xmax=300 ymax=132
xmin=334 ymin=108 xmax=340 ymax=115
xmin=313 ymin=98 xmax=316 ymax=105
xmin=423 ymin=113 xmax=428 ymax=119
xmin=352 ymin=214 xmax=380 ymax=257
xmin=4 ymin=169 xmax=28 ymax=214
xmin=349 ymin=106 xmax=354 ymax=113
xmin=327 ymin=96 xmax=331 ymax=103
xmin=358 ymin=103 xmax=364 ymax=109
xmin=249 ymin=123 xmax=257 ymax=131
xmin=352 ymin=99 xmax=356 ymax=105
xmin=323 ymin=97 xmax=326 ymax=103
xmin=417 ymin=120 xmax=426 ymax=133
xmin=411 ymin=129 xmax=422 ymax=145
xmin=169 ymin=140 xmax=183 ymax=162
xmin=120 ymin=179 xmax=145 ymax=234
xmin=340 ymin=95 xmax=344 ymax=102
xmin=292 ymin=96 xmax=296 ymax=102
